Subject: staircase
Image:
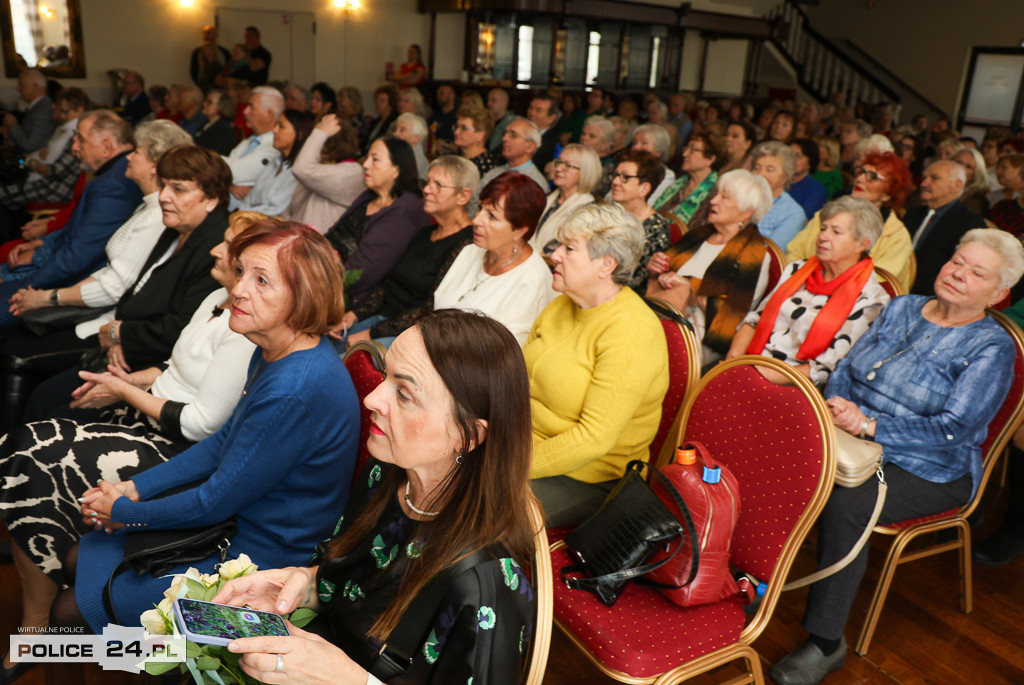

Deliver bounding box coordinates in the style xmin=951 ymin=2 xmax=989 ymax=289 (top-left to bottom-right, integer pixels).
xmin=764 ymin=0 xmax=947 ymax=121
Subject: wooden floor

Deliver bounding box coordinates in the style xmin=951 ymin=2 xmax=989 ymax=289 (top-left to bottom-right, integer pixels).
xmin=3 ymin=484 xmax=1024 ymax=685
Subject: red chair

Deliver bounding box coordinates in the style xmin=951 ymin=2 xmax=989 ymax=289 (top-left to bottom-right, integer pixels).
xmin=342 ymin=340 xmax=386 ymax=479
xmin=874 ymin=266 xmax=907 ymax=299
xmin=550 ymin=356 xmax=836 ymax=684
xmin=853 ymin=309 xmax=1024 ymax=655
xmin=658 ymin=209 xmax=687 ymax=245
xmin=764 ymin=238 xmax=785 ymax=294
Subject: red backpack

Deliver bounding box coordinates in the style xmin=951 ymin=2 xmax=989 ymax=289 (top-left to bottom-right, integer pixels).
xmin=645 ymin=440 xmax=753 ymax=606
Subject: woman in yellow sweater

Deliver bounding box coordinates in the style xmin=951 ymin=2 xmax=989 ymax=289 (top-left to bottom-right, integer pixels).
xmin=524 ymin=203 xmax=669 ymax=526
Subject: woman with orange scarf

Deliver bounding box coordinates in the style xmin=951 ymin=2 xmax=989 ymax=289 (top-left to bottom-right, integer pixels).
xmin=727 ymin=196 xmax=890 ymax=386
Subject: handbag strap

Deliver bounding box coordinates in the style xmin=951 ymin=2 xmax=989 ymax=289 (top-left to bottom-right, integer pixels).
xmin=561 ymin=462 xmax=701 ymax=591
xmin=368 ymin=549 xmax=493 ymax=681
xmin=783 ymin=468 xmax=888 ymax=591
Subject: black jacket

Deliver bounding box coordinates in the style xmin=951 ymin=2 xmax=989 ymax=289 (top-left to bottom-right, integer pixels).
xmin=195 ymin=118 xmax=240 ymax=157
xmin=115 ymin=206 xmax=229 ymax=369
xmin=906 ymin=200 xmax=984 ymax=295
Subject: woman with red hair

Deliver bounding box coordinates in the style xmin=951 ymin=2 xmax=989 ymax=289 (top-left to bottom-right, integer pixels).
xmin=433 ymin=172 xmax=556 ymax=345
xmin=785 ymin=151 xmax=914 ymax=289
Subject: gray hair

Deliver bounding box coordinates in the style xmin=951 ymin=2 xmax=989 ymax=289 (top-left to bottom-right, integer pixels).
xmin=846 ymin=118 xmax=873 ymax=139
xmin=134 ymin=119 xmax=194 ymax=163
xmin=958 ymin=228 xmax=1024 ymax=290
xmin=854 ymin=134 xmax=894 ymax=157
xmin=633 ymin=124 xmax=671 ymax=160
xmin=819 ymin=196 xmax=884 ymax=251
xmin=395 ymin=112 xmax=427 ymax=144
xmin=555 ymin=202 xmax=644 ymax=285
xmin=583 ymin=115 xmax=616 ymax=145
xmin=956 ymin=147 xmax=990 ymax=196
xmin=608 ymin=115 xmax=634 ymax=147
xmin=252 ymin=86 xmax=285 ymax=118
xmin=428 ymin=155 xmax=480 ymax=195
xmin=560 ymin=143 xmax=602 ymax=195
xmin=510 ymin=116 xmax=541 ymax=147
xmin=648 ymin=100 xmax=668 ymax=121
xmin=19 ymin=68 xmax=46 ymax=90
xmin=751 ymin=140 xmax=796 ymax=186
xmin=930 ymin=159 xmax=967 ymax=187
xmin=83 ymin=110 xmax=133 ymax=147
xmin=285 ymin=84 xmax=309 ymax=106
xmin=716 ymin=169 xmax=774 ymax=224
xmin=399 ymin=87 xmax=431 ymax=119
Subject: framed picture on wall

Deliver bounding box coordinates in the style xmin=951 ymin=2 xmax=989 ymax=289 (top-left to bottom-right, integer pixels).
xmin=957 ymin=47 xmax=1024 ymax=133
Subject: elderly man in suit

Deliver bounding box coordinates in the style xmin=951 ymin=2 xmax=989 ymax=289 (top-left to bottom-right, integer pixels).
xmin=1 ymin=69 xmax=55 ymax=156
xmin=0 ymin=110 xmax=142 ymax=333
xmin=906 ymin=160 xmax=985 ymax=295
xmin=223 ymin=85 xmax=283 ymax=208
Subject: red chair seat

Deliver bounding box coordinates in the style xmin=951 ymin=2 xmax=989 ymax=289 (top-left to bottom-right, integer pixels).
xmin=877 ymin=507 xmax=959 ymax=531
xmin=23 ymin=201 xmax=67 ymax=212
xmin=546 ymin=526 xmax=572 ymax=546
xmin=551 ymin=546 xmax=746 ymax=678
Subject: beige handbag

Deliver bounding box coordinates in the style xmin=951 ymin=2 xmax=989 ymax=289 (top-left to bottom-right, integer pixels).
xmin=783 ymin=427 xmax=888 ymax=590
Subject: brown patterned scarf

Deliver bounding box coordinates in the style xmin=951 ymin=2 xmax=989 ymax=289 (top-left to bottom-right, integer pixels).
xmin=666 ymin=221 xmax=767 ymax=354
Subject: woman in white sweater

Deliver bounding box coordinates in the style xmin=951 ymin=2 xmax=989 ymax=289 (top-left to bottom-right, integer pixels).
xmin=285 ymin=113 xmax=365 ymax=233
xmin=434 ymin=172 xmax=555 ymax=345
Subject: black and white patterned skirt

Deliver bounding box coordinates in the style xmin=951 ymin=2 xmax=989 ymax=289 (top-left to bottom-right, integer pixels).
xmin=0 ymin=407 xmax=191 ymax=586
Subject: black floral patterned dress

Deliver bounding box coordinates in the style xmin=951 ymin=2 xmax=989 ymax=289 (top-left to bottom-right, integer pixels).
xmin=310 ymin=461 xmax=535 ymax=685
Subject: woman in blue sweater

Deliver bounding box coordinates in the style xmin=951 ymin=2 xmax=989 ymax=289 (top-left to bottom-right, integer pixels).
xmin=771 ymin=228 xmax=1024 ymax=685
xmin=49 ymin=220 xmax=360 ymax=635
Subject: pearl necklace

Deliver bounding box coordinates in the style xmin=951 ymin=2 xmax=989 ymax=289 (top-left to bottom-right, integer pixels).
xmin=404 ymin=481 xmax=439 ymax=517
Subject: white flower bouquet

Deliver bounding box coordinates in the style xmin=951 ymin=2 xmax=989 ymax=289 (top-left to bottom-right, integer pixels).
xmin=141 ymin=554 xmax=316 ymax=684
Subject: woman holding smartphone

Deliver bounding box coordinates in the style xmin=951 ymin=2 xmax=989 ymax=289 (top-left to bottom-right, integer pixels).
xmin=212 ymin=309 xmax=538 ymax=685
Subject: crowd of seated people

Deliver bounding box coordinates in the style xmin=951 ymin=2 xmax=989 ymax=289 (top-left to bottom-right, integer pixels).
xmin=4 ymin=57 xmax=1024 ymax=685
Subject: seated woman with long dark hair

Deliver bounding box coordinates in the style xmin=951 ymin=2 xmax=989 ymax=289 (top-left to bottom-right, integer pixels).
xmin=325 ymin=136 xmax=429 ymax=302
xmin=771 ymin=229 xmax=1024 ymax=685
xmin=339 ymin=155 xmax=477 ymax=347
xmin=211 ymin=310 xmax=537 ymax=685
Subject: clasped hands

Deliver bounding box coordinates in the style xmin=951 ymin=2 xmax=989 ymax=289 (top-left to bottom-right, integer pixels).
xmin=79 ymin=479 xmax=139 ymax=533
xmin=211 ymin=568 xmax=368 ymax=684
xmin=826 ymin=396 xmax=870 ymax=436
xmin=7 ymin=285 xmax=48 ymax=315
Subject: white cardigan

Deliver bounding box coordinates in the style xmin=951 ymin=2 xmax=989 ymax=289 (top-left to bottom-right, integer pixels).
xmin=149 ymin=288 xmax=256 ymax=442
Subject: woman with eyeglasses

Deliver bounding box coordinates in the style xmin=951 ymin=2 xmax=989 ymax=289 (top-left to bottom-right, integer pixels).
xmin=336 ymin=156 xmax=477 ymax=348
xmin=610 ymin=150 xmax=671 ymax=294
xmin=785 ymin=151 xmax=914 ymax=289
xmin=652 ymin=132 xmax=724 ymax=225
xmin=531 ymin=144 xmax=601 ymax=256
xmin=453 ymin=105 xmax=501 ymax=177
xmin=324 ymin=136 xmax=429 ymax=303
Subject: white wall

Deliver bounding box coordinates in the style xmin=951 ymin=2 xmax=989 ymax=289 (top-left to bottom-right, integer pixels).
xmin=0 ymin=0 xmax=433 ymax=106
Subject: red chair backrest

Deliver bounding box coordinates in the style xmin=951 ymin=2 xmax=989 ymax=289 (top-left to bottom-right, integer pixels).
xmin=675 ymin=358 xmax=833 ymax=581
xmin=650 ymin=317 xmax=700 ymax=460
xmin=342 ymin=343 xmax=386 ymax=479
xmin=764 ymin=238 xmax=785 ymax=295
xmin=980 ymin=311 xmax=1024 ymax=458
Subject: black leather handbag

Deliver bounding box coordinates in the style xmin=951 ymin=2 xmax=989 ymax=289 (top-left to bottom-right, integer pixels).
xmin=560 ymin=460 xmax=699 ymax=606
xmin=102 ymin=520 xmax=238 ymax=624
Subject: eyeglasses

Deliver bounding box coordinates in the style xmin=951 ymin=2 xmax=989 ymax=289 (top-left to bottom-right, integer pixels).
xmin=683 ymin=144 xmax=707 ymax=155
xmin=612 ymin=172 xmax=639 ymax=182
xmin=420 ymin=178 xmax=458 ymax=192
xmin=454 ymin=124 xmax=476 ymax=133
xmin=553 ymin=159 xmax=581 ymax=170
xmin=853 ymin=166 xmax=886 ymax=182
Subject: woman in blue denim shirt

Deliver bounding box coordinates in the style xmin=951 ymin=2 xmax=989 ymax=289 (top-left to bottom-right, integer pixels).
xmin=771 ymin=228 xmax=1024 ymax=685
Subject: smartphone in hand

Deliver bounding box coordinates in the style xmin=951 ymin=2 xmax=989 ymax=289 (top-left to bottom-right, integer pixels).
xmin=174 ymin=598 xmax=290 ymax=647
